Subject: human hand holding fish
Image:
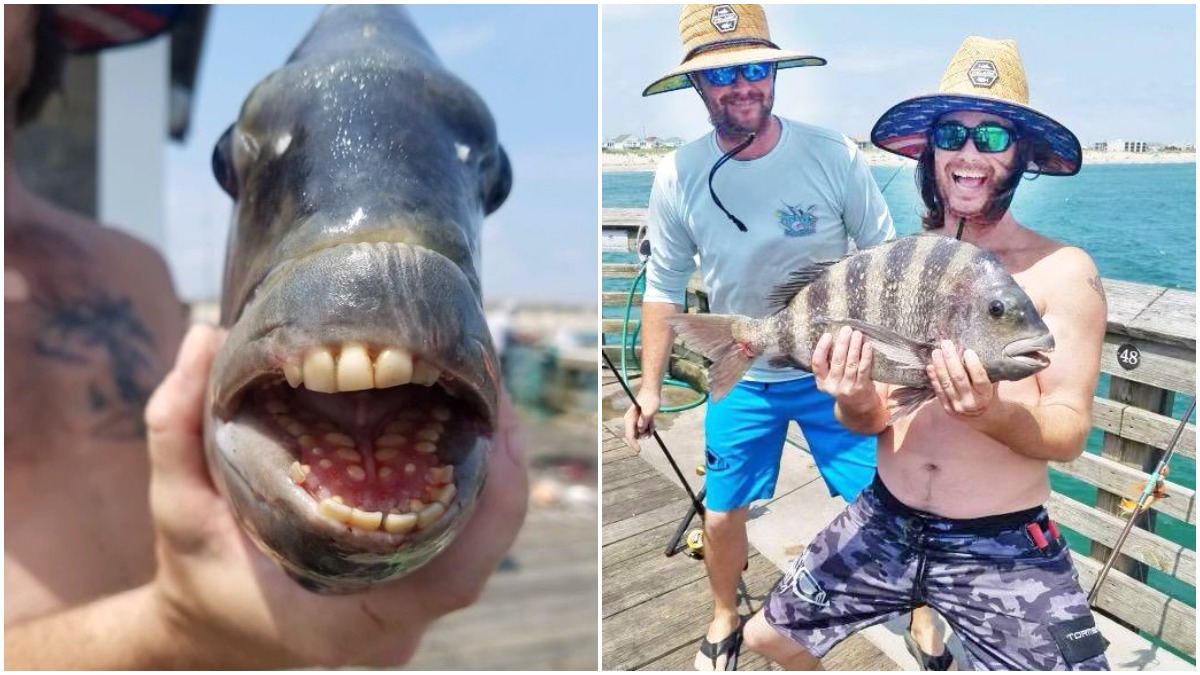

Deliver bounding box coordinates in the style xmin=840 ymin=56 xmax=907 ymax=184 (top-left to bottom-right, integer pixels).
xmin=926 ymin=339 xmax=998 ymax=420
xmin=143 ymin=325 xmax=528 ymax=668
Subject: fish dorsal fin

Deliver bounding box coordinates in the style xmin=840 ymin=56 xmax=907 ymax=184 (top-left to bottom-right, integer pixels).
xmin=765 ymin=259 xmax=841 ymax=313
xmin=812 ymin=317 xmax=935 ymax=371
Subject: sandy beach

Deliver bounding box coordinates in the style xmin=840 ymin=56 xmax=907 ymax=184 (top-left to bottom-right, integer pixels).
xmin=602 ymin=149 xmax=1196 ymax=171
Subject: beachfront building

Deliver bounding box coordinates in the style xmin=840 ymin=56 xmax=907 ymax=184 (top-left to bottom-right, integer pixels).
xmin=1097 ymin=139 xmax=1151 ymax=153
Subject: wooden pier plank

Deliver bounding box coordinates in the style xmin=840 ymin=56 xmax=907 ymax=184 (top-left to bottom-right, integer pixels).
xmin=602 ymin=425 xmax=899 ymax=671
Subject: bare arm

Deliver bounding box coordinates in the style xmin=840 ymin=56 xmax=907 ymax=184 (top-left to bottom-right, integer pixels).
xmin=935 ymin=248 xmax=1105 ymax=462
xmin=5 ymin=585 xmax=187 ymax=669
xmin=623 ymin=301 xmax=678 ymax=446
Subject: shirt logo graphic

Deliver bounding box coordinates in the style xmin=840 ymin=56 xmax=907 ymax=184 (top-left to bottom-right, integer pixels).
xmin=776 ymin=202 xmax=818 ymax=237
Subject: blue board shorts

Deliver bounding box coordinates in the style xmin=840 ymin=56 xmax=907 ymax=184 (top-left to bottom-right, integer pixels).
xmin=703 ymin=376 xmax=876 ymax=512
xmin=764 ymin=475 xmax=1111 ymax=671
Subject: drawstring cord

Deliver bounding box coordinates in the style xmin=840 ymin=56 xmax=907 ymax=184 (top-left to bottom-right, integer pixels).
xmin=708 ymin=132 xmax=756 ymax=232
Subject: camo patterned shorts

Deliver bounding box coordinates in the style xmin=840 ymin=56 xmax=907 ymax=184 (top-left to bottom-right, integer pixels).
xmin=763 ymin=475 xmax=1111 ymax=671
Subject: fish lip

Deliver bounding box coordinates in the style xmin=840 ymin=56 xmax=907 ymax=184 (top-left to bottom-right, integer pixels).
xmin=212 ymin=241 xmax=499 ymax=427
xmin=207 ymin=412 xmax=487 ymax=588
xmin=1002 ymin=333 xmax=1055 ymax=369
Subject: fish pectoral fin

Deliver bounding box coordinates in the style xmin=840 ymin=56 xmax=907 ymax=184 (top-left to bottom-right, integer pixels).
xmin=815 ymin=318 xmax=934 ymax=370
xmin=885 ymin=386 xmax=935 ymax=425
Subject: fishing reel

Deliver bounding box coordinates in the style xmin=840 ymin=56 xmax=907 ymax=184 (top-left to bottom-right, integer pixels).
xmin=684 ymin=528 xmax=705 ymax=559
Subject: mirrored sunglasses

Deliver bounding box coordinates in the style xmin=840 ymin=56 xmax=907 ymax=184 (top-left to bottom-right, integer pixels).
xmin=931 ymin=121 xmax=1016 ymax=153
xmin=699 ymin=62 xmax=774 ymax=87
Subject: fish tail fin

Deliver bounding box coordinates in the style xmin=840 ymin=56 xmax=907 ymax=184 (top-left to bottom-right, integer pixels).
xmin=666 ymin=313 xmax=762 ymax=402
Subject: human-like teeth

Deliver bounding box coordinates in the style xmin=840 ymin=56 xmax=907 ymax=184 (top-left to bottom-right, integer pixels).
xmin=289 ymin=462 xmax=310 ymax=484
xmin=346 ymin=465 xmax=366 ymax=482
xmin=348 ymin=508 xmax=383 ymax=530
xmin=411 ymin=360 xmax=441 ymax=386
xmin=375 ymin=448 xmax=399 ymax=461
xmin=266 ymin=399 xmax=288 ymax=415
xmin=432 ymin=406 xmax=452 ymax=422
xmin=376 ymin=434 xmax=405 ymax=448
xmin=375 ymin=348 xmax=414 ymax=388
xmin=335 ymin=448 xmax=363 ymax=463
xmin=325 ymin=432 xmax=355 ymax=448
xmin=426 ymin=466 xmax=453 ymax=484
xmin=379 ymin=466 xmax=394 ymax=478
xmin=284 ymin=361 xmax=303 ymax=388
xmin=336 ymin=343 xmax=373 ymax=391
xmin=384 ymin=512 xmax=418 ymax=534
xmin=417 ymin=502 xmax=446 ymax=529
xmin=415 ymin=441 xmax=437 ymax=454
xmin=434 ymin=484 xmax=456 ymax=506
xmin=319 ymin=498 xmax=353 ymax=523
xmin=416 ymin=429 xmax=440 ymax=442
xmin=303 ymin=349 xmax=337 ymax=393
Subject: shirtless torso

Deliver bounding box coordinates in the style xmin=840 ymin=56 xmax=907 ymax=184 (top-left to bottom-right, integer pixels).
xmin=4 ymin=186 xmax=188 ymax=624
xmin=876 ymin=224 xmax=1107 ymax=518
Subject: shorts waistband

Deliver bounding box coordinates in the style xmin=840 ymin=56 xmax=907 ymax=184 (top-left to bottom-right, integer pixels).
xmin=870 ymin=474 xmax=1047 ymax=534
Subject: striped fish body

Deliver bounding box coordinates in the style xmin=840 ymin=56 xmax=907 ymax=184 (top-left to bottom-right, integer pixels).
xmin=667 ymin=236 xmax=1054 ymax=415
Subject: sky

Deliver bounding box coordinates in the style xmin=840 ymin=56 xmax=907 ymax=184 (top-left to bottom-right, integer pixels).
xmin=167 ymin=5 xmax=598 ymax=305
xmin=603 ymin=4 xmax=1197 ymax=146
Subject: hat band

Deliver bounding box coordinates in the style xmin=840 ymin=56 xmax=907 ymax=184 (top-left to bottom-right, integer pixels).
xmin=685 ymin=37 xmax=780 ymax=62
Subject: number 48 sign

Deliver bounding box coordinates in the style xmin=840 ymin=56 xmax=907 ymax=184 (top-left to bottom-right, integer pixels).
xmin=1116 ymin=343 xmax=1141 ymax=371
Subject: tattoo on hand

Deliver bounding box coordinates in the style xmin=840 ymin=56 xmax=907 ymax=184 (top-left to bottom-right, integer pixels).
xmin=34 ymin=290 xmax=160 ymax=440
xmin=1088 ymin=274 xmax=1107 ymax=306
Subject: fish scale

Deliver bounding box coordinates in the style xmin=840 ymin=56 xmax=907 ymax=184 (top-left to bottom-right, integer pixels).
xmin=667 ymin=236 xmax=1056 ymax=420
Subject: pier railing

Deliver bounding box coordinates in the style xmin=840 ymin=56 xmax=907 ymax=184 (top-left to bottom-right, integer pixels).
xmin=601 ymin=207 xmax=1196 ymax=658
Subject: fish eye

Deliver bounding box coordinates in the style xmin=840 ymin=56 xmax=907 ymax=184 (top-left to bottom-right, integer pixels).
xmin=988 ymin=300 xmax=1006 ymax=318
xmin=212 ymin=125 xmax=238 ymax=199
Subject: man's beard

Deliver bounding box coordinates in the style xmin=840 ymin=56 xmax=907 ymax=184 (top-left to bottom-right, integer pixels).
xmin=707 ymin=90 xmax=773 ymax=140
xmin=937 ymin=164 xmax=1013 ymax=227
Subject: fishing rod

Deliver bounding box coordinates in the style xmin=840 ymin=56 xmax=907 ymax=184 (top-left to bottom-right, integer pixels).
xmin=602 ymin=350 xmax=707 ymax=519
xmin=1087 ymin=398 xmax=1195 ymax=607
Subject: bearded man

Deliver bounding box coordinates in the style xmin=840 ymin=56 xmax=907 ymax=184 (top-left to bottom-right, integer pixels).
xmin=743 ymin=36 xmax=1111 ymax=671
xmin=623 ymin=5 xmax=897 ymax=669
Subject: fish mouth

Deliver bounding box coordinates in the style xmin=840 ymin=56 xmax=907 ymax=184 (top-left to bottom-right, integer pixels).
xmin=1002 ymin=333 xmax=1056 ymax=370
xmin=206 ymin=241 xmax=497 ymax=589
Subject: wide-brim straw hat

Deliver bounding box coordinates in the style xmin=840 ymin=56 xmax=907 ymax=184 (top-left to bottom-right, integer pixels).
xmin=643 ymin=4 xmax=825 ymax=97
xmin=871 ymin=36 xmax=1082 ymax=176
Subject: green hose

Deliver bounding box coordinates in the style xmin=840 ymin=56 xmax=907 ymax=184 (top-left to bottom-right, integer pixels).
xmin=620 ymin=261 xmax=707 ymax=413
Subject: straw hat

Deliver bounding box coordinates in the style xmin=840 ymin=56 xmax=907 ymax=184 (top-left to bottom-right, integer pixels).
xmin=642 ymin=4 xmax=825 ymax=97
xmin=871 ymin=36 xmax=1082 ymax=176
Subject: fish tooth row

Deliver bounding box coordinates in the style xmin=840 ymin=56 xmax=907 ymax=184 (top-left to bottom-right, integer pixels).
xmin=283 ymin=343 xmax=442 ymax=393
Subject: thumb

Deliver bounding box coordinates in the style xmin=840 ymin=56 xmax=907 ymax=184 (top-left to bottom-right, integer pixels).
xmin=145 ymin=324 xmax=224 ymax=486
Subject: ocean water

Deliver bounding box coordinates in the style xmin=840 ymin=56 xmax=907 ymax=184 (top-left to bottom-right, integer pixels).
xmin=603 ymin=164 xmax=1197 ymax=622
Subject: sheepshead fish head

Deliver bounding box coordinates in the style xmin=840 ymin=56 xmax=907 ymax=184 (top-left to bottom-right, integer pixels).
xmin=944 ymin=250 xmax=1054 ymax=382
xmin=203 ymin=6 xmax=511 ymax=594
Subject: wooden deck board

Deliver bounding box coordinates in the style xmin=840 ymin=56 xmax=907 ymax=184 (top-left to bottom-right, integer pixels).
xmin=602 ymin=427 xmax=897 ymax=671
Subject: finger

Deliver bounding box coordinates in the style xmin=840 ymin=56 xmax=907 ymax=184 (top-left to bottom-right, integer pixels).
xmin=146 ymin=324 xmax=225 ymax=484
xmin=844 ymin=330 xmax=864 ymax=377
xmin=828 ymin=326 xmax=852 ymax=382
xmin=962 ymin=349 xmax=991 ymax=391
xmin=927 ymin=363 xmax=952 ymax=411
xmin=856 ymin=341 xmax=874 ymax=388
xmin=623 ymin=406 xmax=640 ymax=448
xmin=940 ymin=340 xmax=971 ymax=397
xmin=811 ymin=332 xmax=833 ymax=379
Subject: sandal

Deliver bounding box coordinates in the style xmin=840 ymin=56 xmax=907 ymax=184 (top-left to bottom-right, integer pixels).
xmin=698 ymin=616 xmax=746 ymax=671
xmin=904 ymin=613 xmax=954 ymax=671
